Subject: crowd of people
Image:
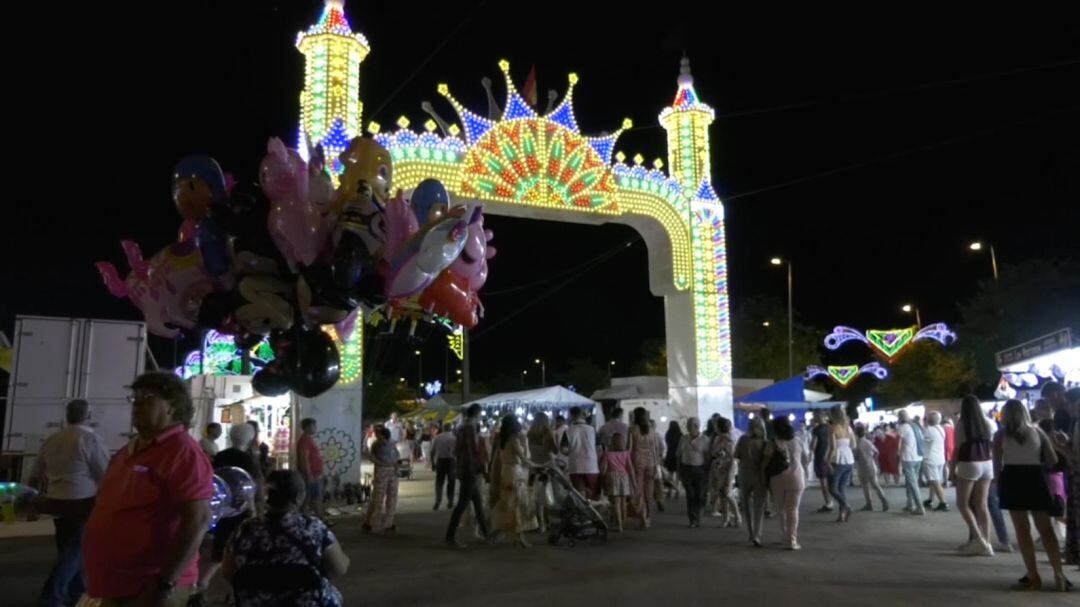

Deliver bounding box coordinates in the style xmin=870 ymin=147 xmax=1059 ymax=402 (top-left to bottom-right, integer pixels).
xmin=21 ymin=373 xmax=1080 ymax=605
xmin=28 ymin=372 xmax=349 ymax=606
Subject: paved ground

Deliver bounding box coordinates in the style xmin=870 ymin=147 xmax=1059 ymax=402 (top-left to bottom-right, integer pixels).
xmin=2 ymin=470 xmax=1077 ymax=606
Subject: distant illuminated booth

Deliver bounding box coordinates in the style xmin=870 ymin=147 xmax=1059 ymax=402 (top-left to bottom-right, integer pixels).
xmin=733 ymin=376 xmax=841 ymax=431
xmin=994 ymin=328 xmax=1079 ymax=404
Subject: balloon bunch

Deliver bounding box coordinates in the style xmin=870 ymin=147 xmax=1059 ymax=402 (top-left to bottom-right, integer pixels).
xmin=96 ymin=136 xmax=494 ymax=398
xmin=210 ymin=466 xmax=257 ymax=527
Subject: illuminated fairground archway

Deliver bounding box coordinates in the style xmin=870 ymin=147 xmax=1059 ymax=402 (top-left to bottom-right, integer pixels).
xmin=297 ymin=1 xmax=732 ymax=420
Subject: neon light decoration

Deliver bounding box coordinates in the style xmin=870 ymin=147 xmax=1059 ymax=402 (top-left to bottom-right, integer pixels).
xmin=865 ymin=328 xmax=915 ymax=361
xmin=659 ymin=57 xmax=715 ymax=193
xmin=296 ymin=0 xmax=370 ymax=175
xmin=914 ymin=323 xmax=959 ymax=347
xmin=323 ymin=324 xmax=363 ymax=385
xmin=175 ymin=330 xmax=275 ymax=379
xmin=824 ymin=324 xmax=958 ymax=363
xmin=806 ymin=363 xmax=889 ymax=387
xmin=823 ymin=326 xmax=870 ymax=350
xmin=447 ymin=325 xmax=464 ymax=360
xmin=440 ymin=62 xmax=627 ymax=213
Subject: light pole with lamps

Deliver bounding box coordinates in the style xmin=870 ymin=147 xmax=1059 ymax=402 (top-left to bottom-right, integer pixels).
xmin=771 ymin=257 xmax=794 ymax=378
xmin=414 ymin=350 xmax=422 ymax=388
xmin=521 ymin=369 xmax=528 ymax=387
xmin=534 ymin=358 xmax=546 ymax=387
xmin=608 ymin=360 xmax=616 ymax=383
xmin=968 ymin=241 xmax=999 ymax=281
xmin=901 ymin=303 xmax=922 ymax=329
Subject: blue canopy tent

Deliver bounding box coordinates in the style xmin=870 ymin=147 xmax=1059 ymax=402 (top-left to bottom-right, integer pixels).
xmin=733 ymin=376 xmax=842 ymax=430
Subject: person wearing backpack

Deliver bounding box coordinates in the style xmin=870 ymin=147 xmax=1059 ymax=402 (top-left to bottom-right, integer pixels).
xmin=897 ymin=410 xmax=926 ymax=516
xmin=765 ymin=416 xmax=806 ymax=550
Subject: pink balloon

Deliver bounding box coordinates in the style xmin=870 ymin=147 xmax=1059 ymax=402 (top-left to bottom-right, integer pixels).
xmin=96 ymin=240 xmax=219 ymax=338
xmin=449 ymin=206 xmax=495 ymax=291
xmin=261 ymin=137 xmax=322 ymax=270
xmin=382 ymin=189 xmax=419 ymax=263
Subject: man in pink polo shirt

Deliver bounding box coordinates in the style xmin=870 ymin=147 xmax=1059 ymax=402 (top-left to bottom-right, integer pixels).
xmin=83 ymin=372 xmax=213 ymax=606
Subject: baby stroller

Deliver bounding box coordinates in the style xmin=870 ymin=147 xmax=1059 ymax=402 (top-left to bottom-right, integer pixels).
xmin=397 ymin=458 xmax=414 ymax=480
xmin=544 ymin=464 xmax=607 ymax=546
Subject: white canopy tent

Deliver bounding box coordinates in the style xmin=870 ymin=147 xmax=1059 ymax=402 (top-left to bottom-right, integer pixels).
xmin=464 ymin=386 xmax=603 ymax=425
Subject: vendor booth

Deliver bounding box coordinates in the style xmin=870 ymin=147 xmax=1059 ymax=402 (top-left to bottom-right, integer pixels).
xmin=733 ymin=375 xmax=842 ymax=430
xmin=995 ymin=328 xmax=1078 ymax=403
xmin=464 ymin=386 xmax=602 ymax=428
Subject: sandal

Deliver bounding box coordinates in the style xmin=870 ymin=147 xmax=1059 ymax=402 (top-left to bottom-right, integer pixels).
xmin=1014 ymin=574 xmax=1041 ymax=591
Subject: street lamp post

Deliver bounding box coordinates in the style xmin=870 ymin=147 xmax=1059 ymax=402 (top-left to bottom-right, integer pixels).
xmin=608 ymin=360 xmax=616 ymax=383
xmin=968 ymin=241 xmax=999 ymax=281
xmin=521 ymin=369 xmax=528 ymax=387
xmin=414 ymin=350 xmax=422 ymax=388
xmin=771 ymin=257 xmax=794 ymax=378
xmin=901 ymin=303 xmax=922 ymax=328
xmin=534 ymin=358 xmax=546 ymax=387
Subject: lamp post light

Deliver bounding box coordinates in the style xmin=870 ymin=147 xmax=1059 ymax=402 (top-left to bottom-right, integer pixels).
xmin=534 ymin=358 xmax=546 ymax=387
xmin=968 ymin=241 xmax=999 ymax=281
xmin=901 ymin=303 xmax=922 ymax=329
xmin=771 ymin=257 xmax=794 ymax=377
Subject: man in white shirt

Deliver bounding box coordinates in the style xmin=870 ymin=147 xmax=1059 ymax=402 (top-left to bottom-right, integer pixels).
xmin=386 ymin=412 xmax=405 ymax=443
xmin=596 ymin=407 xmax=629 ymax=451
xmin=896 ymin=410 xmax=926 ymax=515
xmin=564 ymin=406 xmax=599 ymax=499
xmin=676 ymin=417 xmax=710 ymax=527
xmin=28 ymin=399 xmax=110 ymax=607
xmin=199 ymin=423 xmax=221 ymax=458
xmin=921 ymin=411 xmax=949 ymax=512
xmin=430 ymin=423 xmax=457 ymax=510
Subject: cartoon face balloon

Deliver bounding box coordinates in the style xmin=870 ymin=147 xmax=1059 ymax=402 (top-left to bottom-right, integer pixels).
xmin=172 ymin=155 xmax=226 ymax=220
xmin=336 ymin=137 xmax=393 ymax=209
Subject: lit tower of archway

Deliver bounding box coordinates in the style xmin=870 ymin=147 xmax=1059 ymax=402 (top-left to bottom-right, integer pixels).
xmin=660 ymin=57 xmax=715 ymax=193
xmin=296 ymin=0 xmax=369 ymax=174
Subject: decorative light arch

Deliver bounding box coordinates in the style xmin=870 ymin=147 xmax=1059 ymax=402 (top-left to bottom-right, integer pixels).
xmin=298 ymin=1 xmax=733 ymax=419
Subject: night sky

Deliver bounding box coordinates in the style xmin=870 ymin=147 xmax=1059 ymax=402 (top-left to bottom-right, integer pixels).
xmin=5 ymin=1 xmax=1078 ymax=386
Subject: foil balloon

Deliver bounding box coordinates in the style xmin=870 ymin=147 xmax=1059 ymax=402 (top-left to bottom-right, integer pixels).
xmin=261 ymin=137 xmax=320 ymax=270
xmin=410 ymin=178 xmax=450 ymax=224
xmin=209 ymin=474 xmax=231 ymax=528
xmin=384 ymin=210 xmax=470 ymax=300
xmin=96 ymin=240 xmax=219 ymax=338
xmin=172 ymin=155 xmax=226 ymax=220
xmin=449 ymin=206 xmax=496 ymax=292
xmin=291 ymin=327 xmax=341 ymax=398
xmin=418 ymin=270 xmax=480 ymax=329
xmin=214 ymin=466 xmax=256 ymax=518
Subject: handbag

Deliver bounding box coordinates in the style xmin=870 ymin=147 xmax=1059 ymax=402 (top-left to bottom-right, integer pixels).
xmin=764 ymin=440 xmax=790 ymax=479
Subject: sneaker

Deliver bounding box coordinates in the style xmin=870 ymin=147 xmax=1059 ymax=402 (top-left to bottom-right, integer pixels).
xmin=860 ymin=504 xmax=874 ymax=512
xmin=923 ymin=499 xmax=933 ymax=509
xmin=902 ymin=505 xmax=913 ymax=513
xmin=977 ymin=542 xmax=995 ymax=557
xmin=913 ymin=508 xmax=926 ymax=516
xmin=934 ymin=503 xmax=950 ymax=512
xmin=789 ymin=542 xmax=802 ymax=551
xmin=433 ymin=503 xmax=441 ymax=511
xmin=958 ymin=539 xmax=981 ymax=552
xmin=882 ymin=502 xmax=889 ymax=512
xmin=994 ymin=542 xmax=1014 ymax=553
xmin=445 ymin=539 xmax=467 ymax=550
xmin=816 ymin=505 xmax=833 ymax=513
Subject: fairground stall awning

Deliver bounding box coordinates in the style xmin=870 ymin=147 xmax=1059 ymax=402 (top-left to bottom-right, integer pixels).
xmin=464 ymin=386 xmax=601 ymax=424
xmin=401 ymin=394 xmax=465 ymax=424
xmin=732 ymin=375 xmax=843 ymax=430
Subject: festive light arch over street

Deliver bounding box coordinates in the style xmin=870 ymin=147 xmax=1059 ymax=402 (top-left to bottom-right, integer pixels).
xmin=296 ymin=1 xmax=733 ymax=418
